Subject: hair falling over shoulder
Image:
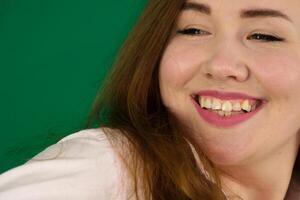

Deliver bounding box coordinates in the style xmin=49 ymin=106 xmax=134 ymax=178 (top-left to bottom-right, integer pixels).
xmin=86 ymin=0 xmax=227 ymax=199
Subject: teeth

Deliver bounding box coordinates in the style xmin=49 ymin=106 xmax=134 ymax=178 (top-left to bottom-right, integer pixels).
xmin=217 ymin=111 xmax=233 ymax=117
xmin=198 ymin=96 xmax=257 ymax=113
xmin=200 ymin=97 xmax=205 ymax=108
xmin=204 ymin=98 xmax=212 ymax=109
xmin=212 ymin=99 xmax=222 ymax=110
xmin=241 ymin=100 xmax=251 ymax=112
xmin=221 ymin=101 xmax=232 ymax=112
xmin=218 ymin=110 xmax=225 ymax=116
xmin=232 ymin=102 xmax=241 ymax=111
xmin=224 ymin=111 xmax=233 ymax=116
xmin=251 ymin=104 xmax=256 ymax=111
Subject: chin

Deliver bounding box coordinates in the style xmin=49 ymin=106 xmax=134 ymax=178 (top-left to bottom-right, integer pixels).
xmin=199 ymin=138 xmax=255 ymax=167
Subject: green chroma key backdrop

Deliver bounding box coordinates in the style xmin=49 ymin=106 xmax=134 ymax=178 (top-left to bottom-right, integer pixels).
xmin=0 ymin=0 xmax=146 ymax=173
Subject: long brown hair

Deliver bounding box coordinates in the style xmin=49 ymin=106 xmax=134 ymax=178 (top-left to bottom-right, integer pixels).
xmin=86 ymin=0 xmax=227 ymax=199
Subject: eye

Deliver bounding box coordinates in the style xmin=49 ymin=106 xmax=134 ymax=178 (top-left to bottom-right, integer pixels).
xmin=176 ymin=28 xmax=211 ymax=36
xmin=247 ymin=33 xmax=285 ymax=42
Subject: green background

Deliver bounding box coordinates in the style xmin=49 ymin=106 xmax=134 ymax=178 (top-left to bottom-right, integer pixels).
xmin=0 ymin=0 xmax=146 ymax=174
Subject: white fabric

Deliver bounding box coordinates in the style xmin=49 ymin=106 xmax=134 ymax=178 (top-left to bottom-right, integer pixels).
xmin=0 ymin=128 xmax=130 ymax=200
xmin=1 ymin=128 xmax=299 ymax=200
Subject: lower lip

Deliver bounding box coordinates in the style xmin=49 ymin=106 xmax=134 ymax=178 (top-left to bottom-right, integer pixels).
xmin=192 ymin=98 xmax=266 ymax=128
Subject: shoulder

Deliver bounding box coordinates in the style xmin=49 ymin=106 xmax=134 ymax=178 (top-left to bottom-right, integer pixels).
xmin=28 ymin=127 xmax=114 ymax=162
xmin=0 ymin=127 xmax=129 ymax=200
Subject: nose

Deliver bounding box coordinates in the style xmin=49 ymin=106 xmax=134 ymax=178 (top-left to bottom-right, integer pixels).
xmin=201 ymin=43 xmax=249 ymax=82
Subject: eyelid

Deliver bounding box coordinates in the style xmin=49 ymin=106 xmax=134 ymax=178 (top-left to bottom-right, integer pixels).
xmin=246 ymin=30 xmax=285 ymax=42
xmin=177 ymin=24 xmax=211 ymax=31
xmin=176 ymin=26 xmax=286 ymax=43
xmin=176 ymin=27 xmax=211 ymax=36
xmin=249 ymin=30 xmax=281 ymax=38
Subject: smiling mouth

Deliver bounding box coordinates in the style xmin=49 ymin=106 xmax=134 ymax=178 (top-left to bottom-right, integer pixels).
xmin=192 ymin=95 xmax=264 ymax=117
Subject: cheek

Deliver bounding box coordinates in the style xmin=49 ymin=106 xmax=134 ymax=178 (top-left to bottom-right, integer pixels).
xmin=254 ymin=51 xmax=300 ymax=98
xmin=159 ymin=42 xmax=202 ymax=88
xmin=158 ymin=43 xmax=200 ymax=113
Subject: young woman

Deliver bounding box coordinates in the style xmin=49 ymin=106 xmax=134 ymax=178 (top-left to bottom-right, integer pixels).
xmin=1 ymin=0 xmax=300 ymax=199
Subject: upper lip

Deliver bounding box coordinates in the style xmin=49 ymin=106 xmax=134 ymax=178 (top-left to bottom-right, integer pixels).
xmin=193 ymin=90 xmax=266 ymax=101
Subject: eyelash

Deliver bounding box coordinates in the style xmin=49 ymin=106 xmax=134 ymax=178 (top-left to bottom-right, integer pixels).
xmin=176 ymin=28 xmax=285 ymax=42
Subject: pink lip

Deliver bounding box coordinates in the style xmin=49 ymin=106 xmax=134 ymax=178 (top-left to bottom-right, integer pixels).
xmin=191 ymin=90 xmax=268 ymax=128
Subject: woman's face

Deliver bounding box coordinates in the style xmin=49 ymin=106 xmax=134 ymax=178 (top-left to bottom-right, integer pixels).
xmin=159 ymin=0 xmax=300 ymax=166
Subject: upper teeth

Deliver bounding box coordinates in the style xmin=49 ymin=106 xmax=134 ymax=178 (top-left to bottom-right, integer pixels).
xmin=199 ymin=96 xmax=258 ymax=112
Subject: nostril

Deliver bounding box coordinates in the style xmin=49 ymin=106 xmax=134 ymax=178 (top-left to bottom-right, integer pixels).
xmin=229 ymin=75 xmax=236 ymax=79
xmin=205 ymin=73 xmax=213 ymax=79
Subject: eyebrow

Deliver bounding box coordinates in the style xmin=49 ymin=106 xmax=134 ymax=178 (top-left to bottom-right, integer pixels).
xmin=182 ymin=2 xmax=293 ymax=23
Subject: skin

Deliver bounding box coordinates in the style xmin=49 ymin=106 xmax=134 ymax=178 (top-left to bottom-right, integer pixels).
xmin=158 ymin=0 xmax=300 ymax=199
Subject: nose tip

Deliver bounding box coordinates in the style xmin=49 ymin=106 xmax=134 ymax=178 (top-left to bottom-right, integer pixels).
xmin=202 ymin=51 xmax=249 ymax=82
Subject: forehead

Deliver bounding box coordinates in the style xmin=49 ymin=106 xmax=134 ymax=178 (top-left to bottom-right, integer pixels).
xmin=184 ymin=0 xmax=300 ymax=19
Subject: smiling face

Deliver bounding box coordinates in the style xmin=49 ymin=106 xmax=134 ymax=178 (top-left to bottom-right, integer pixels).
xmin=159 ymin=0 xmax=300 ymax=166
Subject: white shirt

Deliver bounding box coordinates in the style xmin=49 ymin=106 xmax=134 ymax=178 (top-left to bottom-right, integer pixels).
xmin=0 ymin=128 xmax=299 ymax=199
xmin=0 ymin=128 xmax=131 ymax=200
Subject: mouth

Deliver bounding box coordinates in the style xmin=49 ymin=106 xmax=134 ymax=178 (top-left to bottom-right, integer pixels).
xmin=192 ymin=94 xmax=264 ymax=115
xmin=191 ymin=94 xmax=267 ymax=128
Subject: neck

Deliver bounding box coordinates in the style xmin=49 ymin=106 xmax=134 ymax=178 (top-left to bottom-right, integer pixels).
xmin=218 ymin=138 xmax=299 ymax=200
